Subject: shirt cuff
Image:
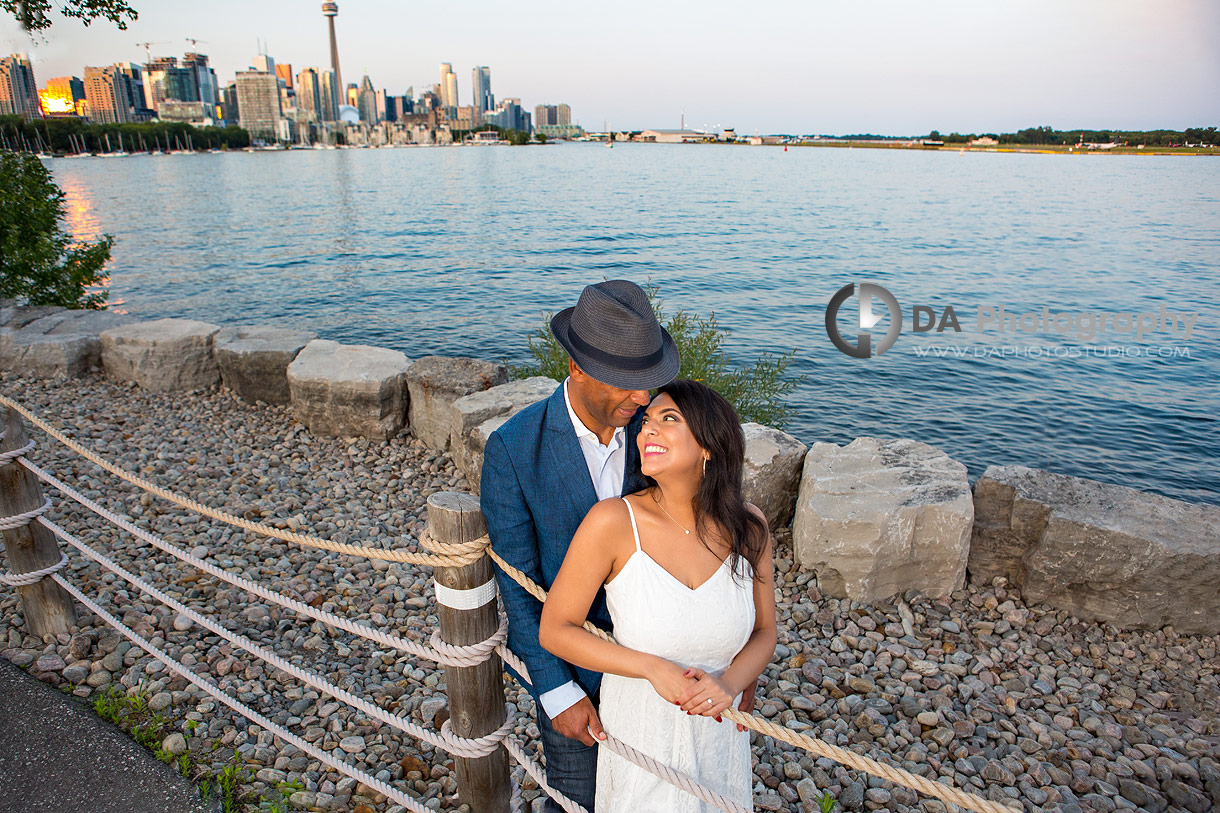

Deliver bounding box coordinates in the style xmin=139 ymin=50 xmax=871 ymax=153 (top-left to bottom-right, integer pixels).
xmin=539 ymin=681 xmax=586 ymax=720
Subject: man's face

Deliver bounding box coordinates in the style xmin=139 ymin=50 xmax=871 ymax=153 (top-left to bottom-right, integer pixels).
xmin=568 ymin=360 xmax=651 ymax=432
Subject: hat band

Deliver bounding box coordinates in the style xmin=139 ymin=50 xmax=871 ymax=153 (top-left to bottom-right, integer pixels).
xmin=567 ymin=326 xmax=666 ymax=372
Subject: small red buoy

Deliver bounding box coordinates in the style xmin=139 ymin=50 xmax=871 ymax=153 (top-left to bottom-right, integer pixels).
xmin=784 ymin=145 xmax=788 ymax=152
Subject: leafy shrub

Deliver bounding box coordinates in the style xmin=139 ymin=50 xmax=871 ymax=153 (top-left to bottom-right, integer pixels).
xmin=0 ymin=151 xmax=113 ymax=308
xmin=509 ymin=283 xmax=803 ymax=428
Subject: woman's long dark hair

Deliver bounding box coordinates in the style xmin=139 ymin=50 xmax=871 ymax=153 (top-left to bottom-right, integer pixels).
xmin=640 ymin=379 xmax=769 ymax=581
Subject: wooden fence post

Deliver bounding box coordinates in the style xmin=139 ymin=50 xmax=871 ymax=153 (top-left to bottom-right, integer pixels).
xmin=1 ymin=407 xmax=75 ymax=637
xmin=428 ymin=491 xmax=510 ymax=812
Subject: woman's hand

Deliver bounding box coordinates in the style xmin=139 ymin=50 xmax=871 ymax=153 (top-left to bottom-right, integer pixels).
xmin=646 ymin=657 xmax=696 ymax=704
xmin=676 ymin=668 xmax=734 ymax=719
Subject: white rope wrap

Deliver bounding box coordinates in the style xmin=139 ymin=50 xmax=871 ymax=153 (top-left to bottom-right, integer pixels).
xmin=24 ymin=460 xmax=506 ymax=669
xmin=39 ymin=517 xmax=514 ymax=761
xmin=0 ymin=496 xmax=51 ymax=530
xmin=0 ymin=438 xmax=34 ymax=466
xmin=48 ymin=572 xmax=433 ymax=813
xmin=1 ymin=395 xmax=1015 ymax=813
xmin=434 ymin=577 xmax=497 ymax=610
xmin=0 ymin=550 xmax=68 ymax=587
xmin=503 ymin=735 xmax=587 ymax=813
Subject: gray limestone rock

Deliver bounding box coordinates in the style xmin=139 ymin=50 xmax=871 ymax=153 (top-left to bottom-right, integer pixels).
xmin=448 ymin=377 xmax=557 ymax=489
xmin=741 ymin=422 xmax=808 ymax=529
xmin=100 ymin=318 xmax=222 ymax=392
xmin=970 ymin=465 xmax=1220 ymax=634
xmin=459 ymin=414 xmax=512 ymax=493
xmin=0 ymin=310 xmax=137 ymax=377
xmin=0 ymin=303 xmax=64 ymax=330
xmin=793 ymin=437 xmax=973 ymax=603
xmin=404 ymin=356 xmax=507 ymax=449
xmin=286 ymin=339 xmax=411 ymax=440
xmin=213 ymin=325 xmax=318 ymax=405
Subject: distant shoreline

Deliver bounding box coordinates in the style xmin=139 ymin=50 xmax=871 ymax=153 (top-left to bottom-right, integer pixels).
xmin=780 ymin=141 xmax=1217 ymax=157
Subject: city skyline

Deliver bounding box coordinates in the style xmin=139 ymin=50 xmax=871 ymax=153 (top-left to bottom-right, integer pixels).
xmin=2 ymin=0 xmax=1217 ymax=135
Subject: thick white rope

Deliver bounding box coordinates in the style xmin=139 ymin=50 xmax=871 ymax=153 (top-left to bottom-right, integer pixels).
xmin=503 ymin=735 xmax=587 ymax=813
xmin=48 ymin=572 xmax=433 ymax=813
xmin=0 ymin=393 xmax=482 ymax=566
xmin=0 ymin=496 xmax=51 ymax=530
xmin=0 ymin=551 xmax=68 ymax=587
xmin=24 ymin=459 xmax=505 ymax=669
xmin=40 ymin=516 xmax=514 ymax=761
xmin=0 ymin=438 xmax=34 ymax=466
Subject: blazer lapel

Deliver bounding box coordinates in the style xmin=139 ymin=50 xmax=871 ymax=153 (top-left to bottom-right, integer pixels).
xmin=543 ymin=386 xmax=599 ymax=517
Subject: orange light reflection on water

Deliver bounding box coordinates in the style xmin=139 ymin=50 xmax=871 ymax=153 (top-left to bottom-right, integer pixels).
xmin=58 ymin=176 xmax=120 ymax=310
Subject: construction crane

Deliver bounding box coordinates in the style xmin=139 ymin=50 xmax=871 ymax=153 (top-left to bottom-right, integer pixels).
xmin=136 ymin=42 xmax=167 ymax=63
xmin=185 ymin=37 xmax=208 ymax=50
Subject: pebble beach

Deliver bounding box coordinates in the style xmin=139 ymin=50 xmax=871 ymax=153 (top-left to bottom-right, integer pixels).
xmin=1 ymin=372 xmax=1217 ymax=813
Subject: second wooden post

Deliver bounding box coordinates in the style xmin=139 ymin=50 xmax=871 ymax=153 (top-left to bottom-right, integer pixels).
xmin=428 ymin=491 xmax=510 ymax=812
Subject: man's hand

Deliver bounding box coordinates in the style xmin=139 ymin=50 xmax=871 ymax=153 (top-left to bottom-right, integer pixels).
xmin=551 ymin=696 xmax=605 ymax=746
xmin=735 ymin=678 xmax=758 ymax=732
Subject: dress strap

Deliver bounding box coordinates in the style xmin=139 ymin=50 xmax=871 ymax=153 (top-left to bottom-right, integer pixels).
xmin=621 ymin=498 xmax=642 ymax=552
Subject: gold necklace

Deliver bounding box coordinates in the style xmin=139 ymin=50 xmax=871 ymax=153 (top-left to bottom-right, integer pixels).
xmin=653 ymin=491 xmax=692 ymax=535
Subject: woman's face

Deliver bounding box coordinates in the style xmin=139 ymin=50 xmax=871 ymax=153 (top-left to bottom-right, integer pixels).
xmin=638 ymin=392 xmax=707 ymax=480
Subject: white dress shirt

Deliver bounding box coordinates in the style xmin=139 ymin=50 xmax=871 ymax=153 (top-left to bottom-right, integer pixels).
xmin=538 ymin=378 xmax=628 ymax=720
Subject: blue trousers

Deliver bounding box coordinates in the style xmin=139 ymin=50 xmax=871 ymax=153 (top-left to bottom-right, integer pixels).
xmin=536 ymin=698 xmax=598 ymax=812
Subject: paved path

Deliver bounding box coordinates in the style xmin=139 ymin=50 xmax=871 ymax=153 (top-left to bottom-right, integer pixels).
xmin=0 ymin=658 xmax=213 ymax=813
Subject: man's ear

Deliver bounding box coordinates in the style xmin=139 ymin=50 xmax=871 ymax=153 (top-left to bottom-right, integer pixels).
xmin=568 ymin=357 xmax=583 ymax=380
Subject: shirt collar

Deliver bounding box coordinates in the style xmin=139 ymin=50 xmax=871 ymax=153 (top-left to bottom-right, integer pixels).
xmin=563 ymin=378 xmax=624 ymax=448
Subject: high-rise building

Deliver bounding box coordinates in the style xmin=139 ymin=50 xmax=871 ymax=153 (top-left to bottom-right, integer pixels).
xmin=0 ymin=54 xmax=41 ymax=119
xmin=40 ymin=76 xmax=85 ymax=116
xmin=143 ymin=56 xmax=199 ymax=112
xmin=235 ymin=69 xmax=282 ymax=139
xmin=252 ymin=54 xmax=275 ymax=75
xmin=183 ymin=52 xmax=219 ymax=107
xmin=275 ymin=63 xmax=294 ymax=90
xmin=318 ymin=69 xmax=339 ymax=121
xmin=375 ymin=88 xmax=390 ymax=122
xmin=83 ymin=65 xmax=135 ymax=123
xmin=472 ymin=66 xmax=492 ymax=119
xmin=356 ymin=74 xmax=377 ymax=122
xmin=534 ymin=103 xmax=572 ymax=127
xmin=221 ymin=81 xmax=239 ymax=122
xmin=439 ymin=62 xmax=457 ymax=109
xmin=322 ymin=2 xmax=343 ymax=100
xmin=486 ymin=97 xmax=530 ymax=133
xmin=297 ymin=68 xmax=321 ymax=118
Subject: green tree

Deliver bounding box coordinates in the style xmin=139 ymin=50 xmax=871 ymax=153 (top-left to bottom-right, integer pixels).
xmin=510 ymin=284 xmax=803 ymax=428
xmin=0 ymin=152 xmax=112 ymax=308
xmin=3 ymin=0 xmax=137 ymax=31
xmin=535 ymin=132 xmax=548 ymax=144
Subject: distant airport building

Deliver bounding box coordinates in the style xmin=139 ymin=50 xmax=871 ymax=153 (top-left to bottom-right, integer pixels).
xmin=639 ymin=129 xmax=710 ymax=143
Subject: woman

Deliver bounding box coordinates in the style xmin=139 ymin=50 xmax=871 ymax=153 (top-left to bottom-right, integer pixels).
xmin=539 ymin=379 xmax=777 ymax=812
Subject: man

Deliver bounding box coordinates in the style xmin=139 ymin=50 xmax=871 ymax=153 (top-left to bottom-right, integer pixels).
xmin=480 ymin=279 xmax=679 ymax=811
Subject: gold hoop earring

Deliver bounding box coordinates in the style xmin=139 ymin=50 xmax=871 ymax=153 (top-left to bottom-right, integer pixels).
xmin=703 ymin=458 xmax=708 ymax=475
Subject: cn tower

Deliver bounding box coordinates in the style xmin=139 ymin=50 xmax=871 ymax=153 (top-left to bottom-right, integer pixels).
xmin=322 ymin=1 xmax=343 ymax=97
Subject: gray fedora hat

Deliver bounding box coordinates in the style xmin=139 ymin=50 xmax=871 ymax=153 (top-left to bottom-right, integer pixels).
xmin=550 ymin=280 xmax=680 ymax=390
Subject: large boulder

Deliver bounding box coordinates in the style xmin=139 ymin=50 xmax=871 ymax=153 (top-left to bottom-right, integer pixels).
xmin=461 ymin=415 xmax=512 ymax=492
xmin=793 ymin=437 xmax=973 ymax=603
xmin=0 ymin=303 xmax=64 ymax=330
xmin=0 ymin=310 xmax=136 ymax=377
xmin=100 ymin=319 xmax=221 ymax=392
xmin=741 ymin=423 xmax=808 ymax=529
xmin=449 ymin=376 xmax=558 ymax=489
xmin=287 ymin=339 xmax=411 ymax=440
xmin=970 ymin=465 xmax=1220 ymax=634
xmin=405 ymin=356 xmax=508 ymax=449
xmin=214 ymin=326 xmax=318 ymax=405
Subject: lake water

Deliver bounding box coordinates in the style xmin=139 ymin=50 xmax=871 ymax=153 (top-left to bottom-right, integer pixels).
xmin=48 ymin=144 xmax=1220 ymax=504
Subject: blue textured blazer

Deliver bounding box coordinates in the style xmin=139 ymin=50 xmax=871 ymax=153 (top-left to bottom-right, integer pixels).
xmin=480 ymin=383 xmax=646 ymax=703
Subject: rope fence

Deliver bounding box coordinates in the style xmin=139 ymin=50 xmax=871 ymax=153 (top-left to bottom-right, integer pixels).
xmin=0 ymin=394 xmax=1016 ymax=813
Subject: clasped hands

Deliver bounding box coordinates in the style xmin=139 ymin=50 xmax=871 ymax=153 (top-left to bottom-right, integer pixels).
xmin=648 ymin=658 xmax=756 ymax=730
